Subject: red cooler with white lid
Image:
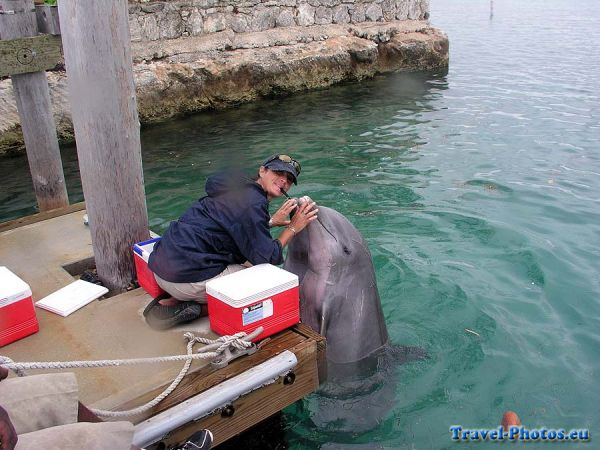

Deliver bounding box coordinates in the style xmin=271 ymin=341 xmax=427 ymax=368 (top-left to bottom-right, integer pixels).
xmin=0 ymin=267 xmax=39 ymax=347
xmin=206 ymin=264 xmax=299 ymax=341
xmin=133 ymin=237 xmax=165 ymax=298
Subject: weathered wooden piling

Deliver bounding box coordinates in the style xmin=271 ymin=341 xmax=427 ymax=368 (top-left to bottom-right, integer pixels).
xmin=58 ymin=0 xmax=149 ymax=291
xmin=0 ymin=0 xmax=68 ymax=211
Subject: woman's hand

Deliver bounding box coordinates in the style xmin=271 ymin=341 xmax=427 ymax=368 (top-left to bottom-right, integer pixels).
xmin=276 ymin=198 xmax=318 ymax=248
xmin=289 ymin=199 xmax=318 ymax=233
xmin=270 ymin=199 xmax=298 ymax=227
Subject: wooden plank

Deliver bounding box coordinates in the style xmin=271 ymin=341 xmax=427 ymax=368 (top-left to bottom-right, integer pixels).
xmin=293 ymin=323 xmax=328 ymax=383
xmin=152 ymin=336 xmax=319 ymax=448
xmin=0 ymin=34 xmax=62 ymax=77
xmin=0 ymin=0 xmax=69 ymax=212
xmin=0 ymin=201 xmax=85 ymax=233
xmin=110 ymin=328 xmax=307 ymax=423
xmin=58 ymin=0 xmax=149 ymax=291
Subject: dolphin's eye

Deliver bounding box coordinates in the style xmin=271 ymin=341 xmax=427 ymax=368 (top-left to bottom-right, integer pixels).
xmin=343 ymin=246 xmax=351 ymax=255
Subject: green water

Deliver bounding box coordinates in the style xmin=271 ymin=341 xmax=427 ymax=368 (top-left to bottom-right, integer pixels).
xmin=2 ymin=0 xmax=599 ymax=448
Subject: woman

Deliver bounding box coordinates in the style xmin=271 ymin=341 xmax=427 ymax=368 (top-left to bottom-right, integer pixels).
xmin=145 ymin=154 xmax=318 ymax=330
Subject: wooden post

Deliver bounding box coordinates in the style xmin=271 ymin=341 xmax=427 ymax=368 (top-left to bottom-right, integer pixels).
xmin=35 ymin=4 xmax=61 ymax=35
xmin=0 ymin=0 xmax=69 ymax=211
xmin=58 ymin=0 xmax=149 ymax=292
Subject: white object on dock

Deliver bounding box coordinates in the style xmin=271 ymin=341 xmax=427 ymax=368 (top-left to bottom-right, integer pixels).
xmin=35 ymin=280 xmax=108 ymax=317
xmin=132 ymin=350 xmax=298 ymax=448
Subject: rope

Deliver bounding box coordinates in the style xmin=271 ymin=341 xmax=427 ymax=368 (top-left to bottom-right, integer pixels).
xmin=0 ymin=351 xmax=217 ymax=373
xmin=0 ymin=329 xmax=261 ymax=419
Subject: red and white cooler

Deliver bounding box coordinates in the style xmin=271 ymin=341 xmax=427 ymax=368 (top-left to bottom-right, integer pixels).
xmin=206 ymin=264 xmax=299 ymax=340
xmin=0 ymin=267 xmax=39 ymax=347
xmin=133 ymin=237 xmax=165 ymax=298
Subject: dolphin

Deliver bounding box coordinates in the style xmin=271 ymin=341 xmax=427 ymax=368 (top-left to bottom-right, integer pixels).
xmin=284 ymin=205 xmax=389 ymax=364
xmin=283 ymin=205 xmax=427 ymax=434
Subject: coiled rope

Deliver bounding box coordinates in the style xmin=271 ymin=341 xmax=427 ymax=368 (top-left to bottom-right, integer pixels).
xmin=0 ymin=328 xmax=261 ymax=419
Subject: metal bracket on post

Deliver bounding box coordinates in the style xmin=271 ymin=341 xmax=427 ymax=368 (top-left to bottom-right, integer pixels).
xmin=0 ymin=7 xmax=35 ymax=15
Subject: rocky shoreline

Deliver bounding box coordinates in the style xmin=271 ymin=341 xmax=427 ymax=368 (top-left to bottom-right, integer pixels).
xmin=0 ymin=20 xmax=448 ymax=155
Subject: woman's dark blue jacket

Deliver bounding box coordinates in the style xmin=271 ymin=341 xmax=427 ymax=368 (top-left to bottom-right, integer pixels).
xmin=148 ymin=173 xmax=283 ymax=283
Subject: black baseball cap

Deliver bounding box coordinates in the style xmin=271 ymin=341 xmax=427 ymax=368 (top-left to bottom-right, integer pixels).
xmin=262 ymin=154 xmax=301 ymax=185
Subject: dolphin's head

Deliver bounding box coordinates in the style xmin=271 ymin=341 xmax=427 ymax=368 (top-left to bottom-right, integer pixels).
xmin=287 ymin=205 xmax=371 ymax=276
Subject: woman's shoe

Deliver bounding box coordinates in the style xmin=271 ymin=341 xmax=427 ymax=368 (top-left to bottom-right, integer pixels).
xmin=143 ymin=295 xmax=206 ymax=330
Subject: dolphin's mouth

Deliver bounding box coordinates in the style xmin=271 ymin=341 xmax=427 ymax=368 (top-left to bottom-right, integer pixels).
xmin=317 ymin=216 xmax=338 ymax=243
xmin=294 ymin=197 xmax=338 ymax=243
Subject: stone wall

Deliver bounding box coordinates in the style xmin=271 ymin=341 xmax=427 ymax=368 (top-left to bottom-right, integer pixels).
xmin=128 ymin=0 xmax=429 ymax=41
xmin=0 ymin=0 xmax=446 ymax=155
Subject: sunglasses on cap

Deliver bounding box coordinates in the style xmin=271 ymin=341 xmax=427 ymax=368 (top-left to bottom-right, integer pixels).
xmin=264 ymin=154 xmax=302 ymax=175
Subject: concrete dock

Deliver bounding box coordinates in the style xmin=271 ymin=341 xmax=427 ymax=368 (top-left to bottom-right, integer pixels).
xmin=0 ymin=205 xmax=325 ymax=447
